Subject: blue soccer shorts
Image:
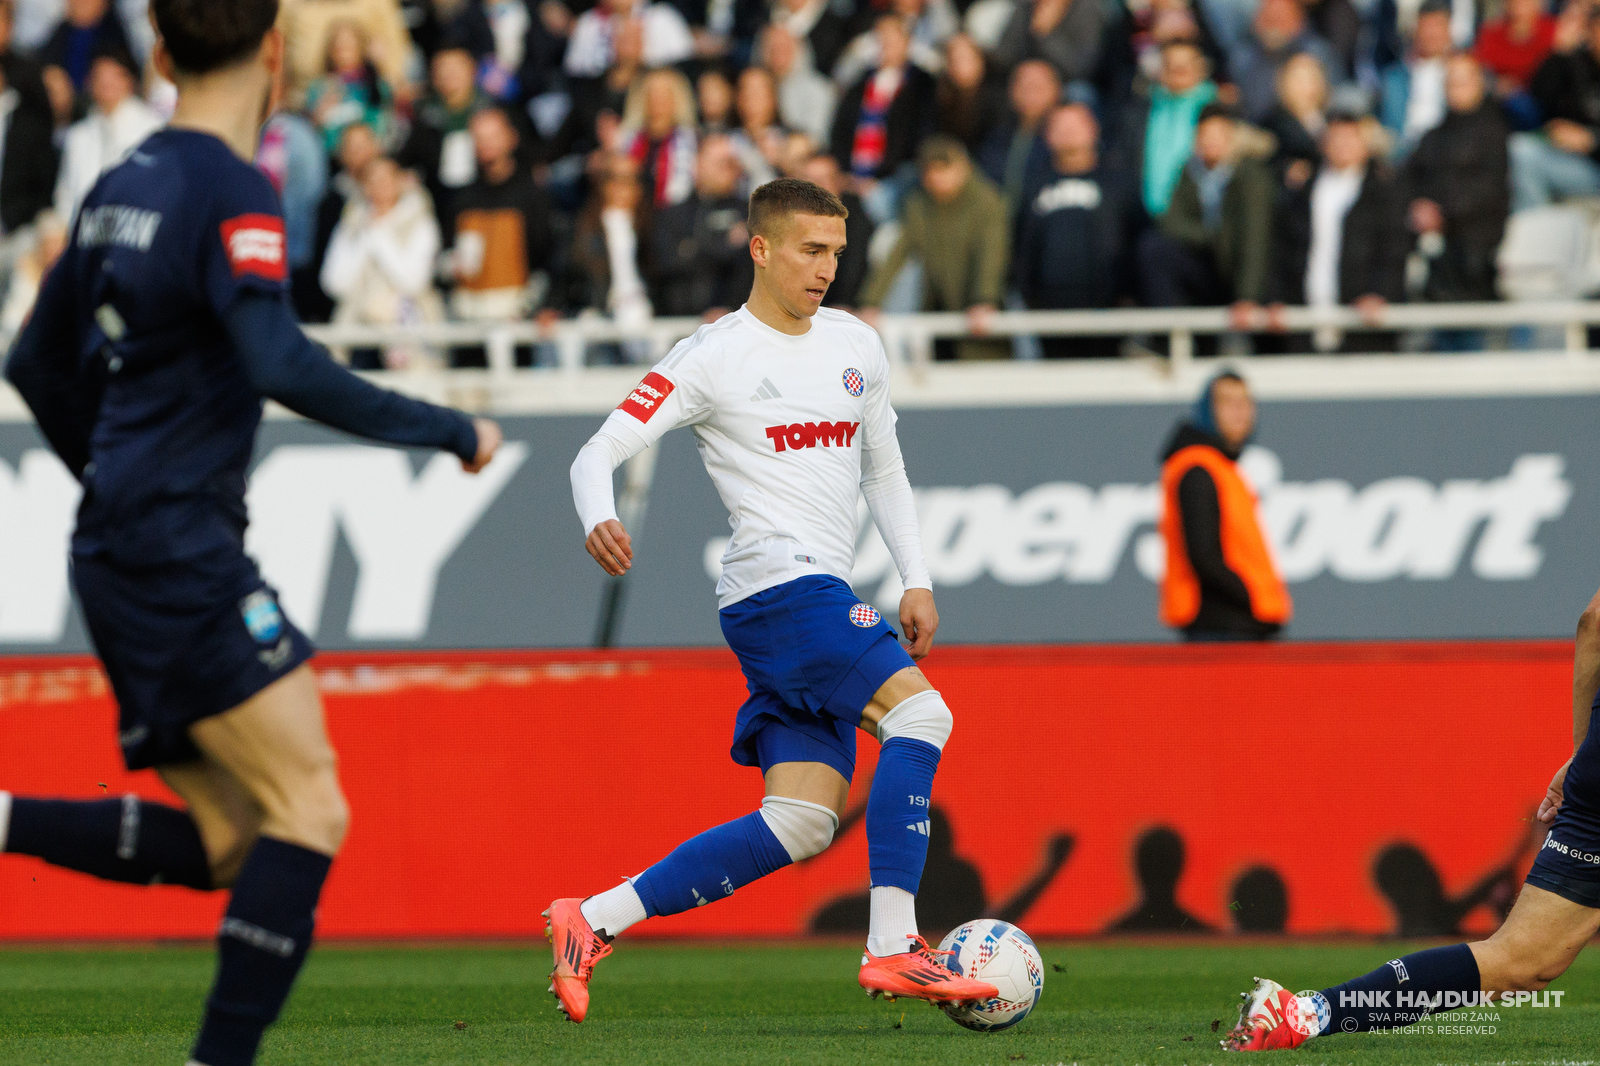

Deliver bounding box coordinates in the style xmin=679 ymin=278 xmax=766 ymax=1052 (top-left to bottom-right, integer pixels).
xmin=72 ymin=547 xmax=314 ymax=771
xmin=1527 ymin=700 xmax=1600 ymax=908
xmin=719 ymin=574 xmax=916 ymax=783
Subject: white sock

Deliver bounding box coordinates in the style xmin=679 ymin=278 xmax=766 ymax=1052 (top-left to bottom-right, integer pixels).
xmin=580 ymin=877 xmax=648 ymax=939
xmin=0 ymin=791 xmax=11 ymax=853
xmin=866 ymin=885 xmax=918 ymax=957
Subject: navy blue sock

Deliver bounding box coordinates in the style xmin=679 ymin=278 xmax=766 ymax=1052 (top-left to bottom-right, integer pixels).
xmin=1322 ymin=944 xmax=1483 ymax=1034
xmin=631 ymin=811 xmax=792 ymax=917
xmin=866 ymin=737 xmax=941 ymax=891
xmin=4 ymin=795 xmax=212 ymax=890
xmin=191 ymin=837 xmax=332 ymax=1066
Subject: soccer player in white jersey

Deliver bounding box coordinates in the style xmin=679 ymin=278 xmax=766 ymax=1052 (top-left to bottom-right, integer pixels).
xmin=546 ymin=178 xmax=997 ymax=1022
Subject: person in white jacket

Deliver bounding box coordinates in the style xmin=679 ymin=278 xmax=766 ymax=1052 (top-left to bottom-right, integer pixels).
xmin=319 ymin=156 xmax=445 ymax=369
xmin=53 ymin=48 xmax=161 ymax=222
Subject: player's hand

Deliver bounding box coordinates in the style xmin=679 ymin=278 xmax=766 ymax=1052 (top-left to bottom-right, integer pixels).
xmin=900 ymin=588 xmax=938 ymax=661
xmin=1539 ymin=757 xmax=1573 ymax=823
xmin=462 ymin=418 xmax=502 ymax=474
xmin=586 ymin=519 xmax=633 ymax=576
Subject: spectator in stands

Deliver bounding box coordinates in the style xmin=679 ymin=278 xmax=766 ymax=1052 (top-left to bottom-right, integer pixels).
xmin=647 ymin=134 xmax=753 ymax=318
xmin=443 ymin=0 xmax=570 ymax=104
xmin=1014 ymin=104 xmax=1140 ymax=356
xmin=990 ymin=0 xmax=1106 ymax=89
xmin=320 ymin=157 xmax=446 ymax=368
xmin=621 ymin=68 xmax=699 ymax=208
xmin=40 ymin=0 xmax=130 ymax=98
xmin=833 ymin=0 xmax=958 ymax=88
xmin=938 ymin=32 xmax=1008 ymax=155
xmin=697 ymin=67 xmax=735 ymax=133
xmin=304 ymin=122 xmax=384 ymax=322
xmin=306 ymin=20 xmax=397 ymax=155
xmin=1270 ymin=112 xmax=1408 ymax=351
xmin=568 ymin=152 xmax=653 ymax=331
xmin=762 ymin=25 xmax=835 ymax=148
xmin=859 ymin=135 xmax=1010 ymax=360
xmin=1127 ymin=0 xmax=1229 ymax=87
xmin=1120 ymin=39 xmax=1218 ymax=221
xmin=773 ymin=0 xmax=852 ymax=78
xmin=0 ymin=56 xmax=59 ymax=240
xmin=397 ymin=42 xmax=488 ymax=229
xmin=730 ymin=65 xmax=787 ymax=187
xmin=1159 ymin=370 xmax=1290 ymax=642
xmin=1516 ymin=2 xmax=1600 ymax=210
xmin=564 ymin=0 xmax=693 ymax=79
xmin=1302 ymin=0 xmax=1360 ymax=83
xmin=977 ymin=58 xmax=1059 ymax=220
xmin=446 ymin=107 xmax=555 ymax=335
xmin=831 ymin=15 xmax=939 ymax=203
xmin=1379 ymin=0 xmax=1454 ymax=157
xmin=0 ymin=208 xmax=65 ymax=333
xmin=1404 ymin=54 xmax=1510 ymax=305
xmin=1260 ymin=51 xmax=1328 ymax=189
xmin=0 ymin=0 xmax=53 ymax=119
xmin=259 ymin=105 xmax=328 ymax=313
xmin=799 ymin=152 xmax=874 ymax=308
xmin=1475 ymin=0 xmax=1557 ymax=129
xmin=278 ymin=0 xmax=413 ymax=105
xmin=53 ymin=47 xmax=158 ymax=221
xmin=1228 ymin=0 xmax=1340 ymax=123
xmin=550 ymin=15 xmax=643 ymax=163
xmin=1140 ymin=104 xmax=1272 ymax=324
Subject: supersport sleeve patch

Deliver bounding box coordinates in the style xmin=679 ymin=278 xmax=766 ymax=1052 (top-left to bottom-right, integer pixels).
xmin=619 ymin=372 xmax=676 ymax=422
xmin=219 ymin=214 xmax=288 ymax=281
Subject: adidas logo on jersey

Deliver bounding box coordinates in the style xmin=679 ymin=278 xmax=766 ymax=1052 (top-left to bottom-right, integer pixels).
xmin=750 ymin=378 xmax=782 ymax=402
xmin=765 ymin=421 xmax=861 ymax=453
xmin=906 ymin=820 xmax=931 ymax=835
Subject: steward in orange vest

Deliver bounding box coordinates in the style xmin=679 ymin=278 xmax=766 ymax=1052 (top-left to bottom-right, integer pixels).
xmin=1159 ymin=372 xmax=1290 ymax=640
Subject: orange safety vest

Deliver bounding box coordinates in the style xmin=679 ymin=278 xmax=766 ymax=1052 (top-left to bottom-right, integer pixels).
xmin=1159 ymin=444 xmax=1292 ymax=628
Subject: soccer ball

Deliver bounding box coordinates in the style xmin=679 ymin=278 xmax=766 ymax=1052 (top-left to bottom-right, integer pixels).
xmin=937 ymin=919 xmax=1045 ymax=1031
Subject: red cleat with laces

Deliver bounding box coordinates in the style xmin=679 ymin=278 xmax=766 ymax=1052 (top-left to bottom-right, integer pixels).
xmin=543 ymin=897 xmax=614 ymax=1023
xmin=858 ymin=937 xmax=1000 ymax=1005
xmin=1221 ymin=977 xmax=1317 ymax=1052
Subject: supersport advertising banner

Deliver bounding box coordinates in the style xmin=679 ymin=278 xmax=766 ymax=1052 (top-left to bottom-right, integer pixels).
xmin=0 ymin=392 xmax=1596 ymax=651
xmin=0 ymin=645 xmax=1566 ymax=940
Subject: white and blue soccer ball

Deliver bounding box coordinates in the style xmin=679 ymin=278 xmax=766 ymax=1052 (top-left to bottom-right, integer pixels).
xmin=937 ymin=919 xmax=1045 ymax=1031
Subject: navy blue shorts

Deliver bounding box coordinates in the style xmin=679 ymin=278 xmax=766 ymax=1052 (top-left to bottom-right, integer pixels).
xmin=720 ymin=574 xmax=916 ymax=783
xmin=1527 ymin=713 xmax=1600 ymax=908
xmin=72 ymin=548 xmax=314 ymax=771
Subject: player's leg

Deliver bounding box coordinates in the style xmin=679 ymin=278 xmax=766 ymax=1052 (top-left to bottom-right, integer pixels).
xmin=182 ymin=664 xmax=348 ymax=1066
xmin=156 ymin=760 xmax=266 ymax=888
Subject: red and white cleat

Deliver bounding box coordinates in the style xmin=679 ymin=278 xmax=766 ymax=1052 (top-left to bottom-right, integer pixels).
xmin=544 ymin=897 xmax=614 ymax=1024
xmin=1221 ymin=977 xmax=1316 ymax=1052
xmin=858 ymin=937 xmax=999 ymax=1006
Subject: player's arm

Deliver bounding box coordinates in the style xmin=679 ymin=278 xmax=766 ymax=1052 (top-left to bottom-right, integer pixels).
xmin=224 ymin=292 xmax=500 ymax=473
xmin=1540 ymin=587 xmax=1600 ymax=823
xmin=572 ymin=368 xmax=705 ymax=575
xmin=4 ymin=256 xmax=100 ymax=479
xmin=859 ymin=352 xmax=935 ymax=659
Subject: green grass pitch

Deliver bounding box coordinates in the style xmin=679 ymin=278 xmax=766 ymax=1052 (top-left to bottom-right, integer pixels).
xmin=1 ymin=940 xmax=1597 ymax=1065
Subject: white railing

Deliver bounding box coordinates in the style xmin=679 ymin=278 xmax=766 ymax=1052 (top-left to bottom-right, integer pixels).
xmin=302 ymin=301 xmax=1600 ymax=375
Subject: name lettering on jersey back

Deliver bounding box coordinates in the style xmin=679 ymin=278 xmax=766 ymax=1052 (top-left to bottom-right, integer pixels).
xmin=220 ymin=214 xmax=288 ymax=282
xmin=77 ymin=206 xmax=162 ymax=252
xmin=765 ymin=422 xmax=860 ymax=452
xmin=620 ymin=372 xmax=676 ymax=422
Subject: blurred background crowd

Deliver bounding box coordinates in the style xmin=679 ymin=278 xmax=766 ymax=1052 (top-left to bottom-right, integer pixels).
xmin=0 ymin=0 xmax=1598 ymax=363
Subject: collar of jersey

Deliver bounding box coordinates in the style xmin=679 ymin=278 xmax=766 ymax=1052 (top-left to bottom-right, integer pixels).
xmin=735 ymin=304 xmax=817 ymax=346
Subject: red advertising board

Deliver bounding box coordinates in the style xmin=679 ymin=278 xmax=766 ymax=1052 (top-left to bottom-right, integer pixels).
xmin=0 ymin=643 xmax=1571 ymax=940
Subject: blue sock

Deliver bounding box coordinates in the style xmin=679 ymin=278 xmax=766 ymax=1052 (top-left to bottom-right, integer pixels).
xmin=631 ymin=811 xmax=792 ymax=917
xmin=4 ymin=795 xmax=212 ymax=890
xmin=867 ymin=737 xmax=941 ymax=891
xmin=192 ymin=837 xmax=331 ymax=1066
xmin=1322 ymin=944 xmax=1483 ymax=1034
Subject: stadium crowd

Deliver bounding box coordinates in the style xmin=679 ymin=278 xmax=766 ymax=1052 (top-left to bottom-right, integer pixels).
xmin=0 ymin=0 xmax=1594 ymax=361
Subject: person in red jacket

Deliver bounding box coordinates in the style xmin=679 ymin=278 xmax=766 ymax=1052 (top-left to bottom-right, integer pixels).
xmin=1158 ymin=370 xmax=1291 ymax=641
xmin=1475 ymin=0 xmax=1557 ymax=130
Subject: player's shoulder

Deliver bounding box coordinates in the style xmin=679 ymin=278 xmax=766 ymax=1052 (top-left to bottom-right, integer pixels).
xmin=813 ymin=307 xmax=889 ymax=368
xmin=658 ymin=309 xmax=750 ymax=376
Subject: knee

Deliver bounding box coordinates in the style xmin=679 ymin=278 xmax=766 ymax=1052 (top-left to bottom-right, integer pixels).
xmin=877 ymin=690 xmax=953 ymax=751
xmin=267 ymin=765 xmax=350 ymax=856
xmin=760 ymin=796 xmax=837 ymax=862
xmin=1480 ymin=938 xmax=1576 ymax=992
xmin=204 ymin=823 xmax=260 ymax=889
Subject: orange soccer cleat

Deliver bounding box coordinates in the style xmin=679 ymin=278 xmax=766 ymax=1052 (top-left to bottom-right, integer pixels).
xmin=544 ymin=897 xmax=614 ymax=1023
xmin=858 ymin=937 xmax=999 ymax=1006
xmin=1221 ymin=978 xmax=1318 ymax=1052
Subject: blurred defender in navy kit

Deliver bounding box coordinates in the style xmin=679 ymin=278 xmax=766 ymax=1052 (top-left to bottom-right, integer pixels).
xmin=0 ymin=3 xmax=503 ymax=1064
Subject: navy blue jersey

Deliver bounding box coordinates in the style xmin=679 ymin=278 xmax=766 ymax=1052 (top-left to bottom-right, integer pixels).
xmin=8 ymin=128 xmax=477 ymax=565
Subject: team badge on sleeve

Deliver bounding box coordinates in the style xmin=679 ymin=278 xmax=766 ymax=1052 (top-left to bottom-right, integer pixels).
xmin=842 ymin=368 xmax=864 ymax=397
xmin=620 ymin=372 xmax=676 ymax=422
xmin=849 ymin=603 xmax=881 ymax=628
xmin=240 ymin=590 xmax=285 ymax=644
xmin=219 ymin=214 xmax=287 ymax=281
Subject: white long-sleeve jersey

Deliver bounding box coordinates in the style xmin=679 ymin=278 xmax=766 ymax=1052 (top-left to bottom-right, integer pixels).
xmin=571 ymin=305 xmax=932 ymax=608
